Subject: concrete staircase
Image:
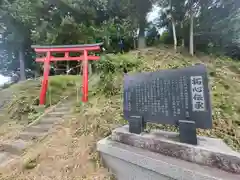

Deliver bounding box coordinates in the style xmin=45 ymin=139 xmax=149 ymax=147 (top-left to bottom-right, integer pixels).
xmin=0 ymin=101 xmax=73 ymax=167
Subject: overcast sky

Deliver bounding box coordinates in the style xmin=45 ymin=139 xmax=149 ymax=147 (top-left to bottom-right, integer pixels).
xmin=0 ymin=75 xmax=10 ymax=85
xmin=147 ymin=5 xmax=165 ymax=34
xmin=147 ymin=5 xmax=161 ymax=23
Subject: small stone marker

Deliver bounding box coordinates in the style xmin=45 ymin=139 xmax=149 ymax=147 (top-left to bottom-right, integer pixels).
xmin=123 ymin=64 xmax=212 ymax=145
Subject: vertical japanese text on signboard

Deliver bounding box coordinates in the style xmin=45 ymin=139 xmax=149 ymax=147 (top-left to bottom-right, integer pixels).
xmin=191 ymin=76 xmax=205 ymax=112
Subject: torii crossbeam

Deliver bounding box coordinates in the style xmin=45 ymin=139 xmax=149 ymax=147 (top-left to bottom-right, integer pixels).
xmin=32 ymin=43 xmax=103 ymax=105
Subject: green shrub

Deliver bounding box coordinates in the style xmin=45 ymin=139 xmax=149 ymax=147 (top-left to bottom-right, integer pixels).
xmin=95 ymin=54 xmax=141 ymax=96
xmin=96 ymin=54 xmax=141 ymax=74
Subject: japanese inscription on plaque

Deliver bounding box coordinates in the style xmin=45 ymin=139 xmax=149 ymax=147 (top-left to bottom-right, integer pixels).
xmin=191 ymin=76 xmax=205 ymax=112
xmin=123 ymin=64 xmax=212 ymax=129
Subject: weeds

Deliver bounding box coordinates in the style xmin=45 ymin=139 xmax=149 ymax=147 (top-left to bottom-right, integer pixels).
xmin=90 ymin=48 xmax=240 ymax=151
xmin=1 ymin=75 xmax=80 ymax=124
xmin=1 ymin=48 xmax=240 ymax=179
xmin=23 ymin=157 xmax=38 ymax=170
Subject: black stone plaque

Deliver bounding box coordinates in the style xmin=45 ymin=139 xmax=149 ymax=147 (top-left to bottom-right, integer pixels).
xmin=123 ymin=64 xmax=212 ymax=144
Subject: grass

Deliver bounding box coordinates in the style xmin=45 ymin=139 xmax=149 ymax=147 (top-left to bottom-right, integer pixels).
xmin=0 ymin=47 xmax=240 ymax=179
xmin=0 ymin=95 xmax=115 ymax=179
xmin=0 ymin=75 xmax=83 ymax=141
xmin=0 ymin=75 xmax=81 ymax=125
xmin=23 ymin=157 xmax=38 ymax=170
xmin=80 ymin=47 xmax=240 ymax=151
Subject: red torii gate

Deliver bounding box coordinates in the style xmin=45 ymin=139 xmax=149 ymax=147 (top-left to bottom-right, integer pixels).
xmin=31 ymin=43 xmax=103 ymax=105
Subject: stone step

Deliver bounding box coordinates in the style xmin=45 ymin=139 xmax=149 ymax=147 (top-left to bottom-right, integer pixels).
xmin=54 ymin=106 xmax=70 ymax=112
xmin=62 ymin=114 xmax=74 ymax=120
xmin=46 ymin=111 xmax=68 ymax=117
xmin=0 ymin=139 xmax=30 ymax=156
xmin=25 ymin=124 xmax=52 ymax=133
xmin=57 ymin=104 xmax=72 ymax=110
xmin=0 ymin=152 xmax=14 ymax=167
xmin=18 ymin=132 xmax=46 ymax=141
xmin=38 ymin=117 xmax=62 ymax=125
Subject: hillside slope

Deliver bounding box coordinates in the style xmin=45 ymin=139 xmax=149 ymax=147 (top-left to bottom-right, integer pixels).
xmin=0 ymin=47 xmax=240 ymax=179
xmin=95 ymin=47 xmax=240 ymax=151
xmin=0 ymin=75 xmax=81 ymax=141
xmin=129 ymin=48 xmax=240 ymax=150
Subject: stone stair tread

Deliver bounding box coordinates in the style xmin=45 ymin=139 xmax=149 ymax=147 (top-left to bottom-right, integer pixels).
xmin=48 ymin=111 xmax=67 ymax=115
xmin=0 ymin=139 xmax=30 ymax=155
xmin=62 ymin=115 xmax=74 ymax=119
xmin=38 ymin=117 xmax=62 ymax=124
xmin=25 ymin=124 xmax=52 ymax=133
xmin=45 ymin=115 xmax=64 ymax=118
xmin=48 ymin=112 xmax=66 ymax=116
xmin=54 ymin=106 xmax=70 ymax=111
xmin=0 ymin=101 xmax=73 ymax=165
xmin=0 ymin=152 xmax=14 ymax=167
xmin=18 ymin=131 xmax=46 ymax=141
xmin=0 ymin=152 xmax=11 ymax=161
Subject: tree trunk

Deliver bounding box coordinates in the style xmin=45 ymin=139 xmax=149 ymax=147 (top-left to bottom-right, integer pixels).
xmin=181 ymin=21 xmax=185 ymax=47
xmin=138 ymin=23 xmax=146 ymax=49
xmin=107 ymin=36 xmax=110 ymax=47
xmin=189 ymin=11 xmax=194 ymax=56
xmin=34 ymin=64 xmax=40 ymax=79
xmin=88 ymin=63 xmax=92 ymax=75
xmin=132 ymin=31 xmax=137 ymax=49
xmin=168 ymin=0 xmax=177 ymax=51
xmin=19 ymin=48 xmax=26 ymax=81
xmin=66 ymin=61 xmax=70 ymax=75
xmin=133 ymin=18 xmax=138 ymax=50
xmin=172 ymin=19 xmax=177 ymax=51
xmin=133 ymin=38 xmax=136 ymax=49
xmin=138 ymin=37 xmax=145 ymax=49
xmin=105 ymin=35 xmax=110 ymax=48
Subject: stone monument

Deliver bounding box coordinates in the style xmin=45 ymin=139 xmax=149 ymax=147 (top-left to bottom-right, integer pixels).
xmin=97 ymin=64 xmax=240 ymax=180
xmin=123 ymin=64 xmax=211 ymax=145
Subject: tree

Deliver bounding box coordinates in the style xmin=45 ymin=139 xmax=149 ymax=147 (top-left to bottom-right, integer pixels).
xmin=1 ymin=0 xmax=239 ymax=78
xmin=0 ymin=0 xmax=41 ymax=79
xmin=156 ymin=0 xmax=240 ymax=58
xmin=194 ymin=0 xmax=240 ymax=56
xmin=130 ymin=0 xmax=153 ymax=49
xmin=185 ymin=0 xmax=200 ymax=56
xmin=158 ymin=0 xmax=186 ymax=51
xmin=146 ymin=25 xmax=159 ymax=46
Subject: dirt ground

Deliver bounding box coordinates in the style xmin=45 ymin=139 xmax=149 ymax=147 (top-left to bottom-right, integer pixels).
xmin=0 ymin=96 xmax=118 ymax=180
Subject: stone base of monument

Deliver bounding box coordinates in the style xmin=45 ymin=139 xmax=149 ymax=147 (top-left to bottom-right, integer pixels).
xmin=97 ymin=125 xmax=240 ymax=180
